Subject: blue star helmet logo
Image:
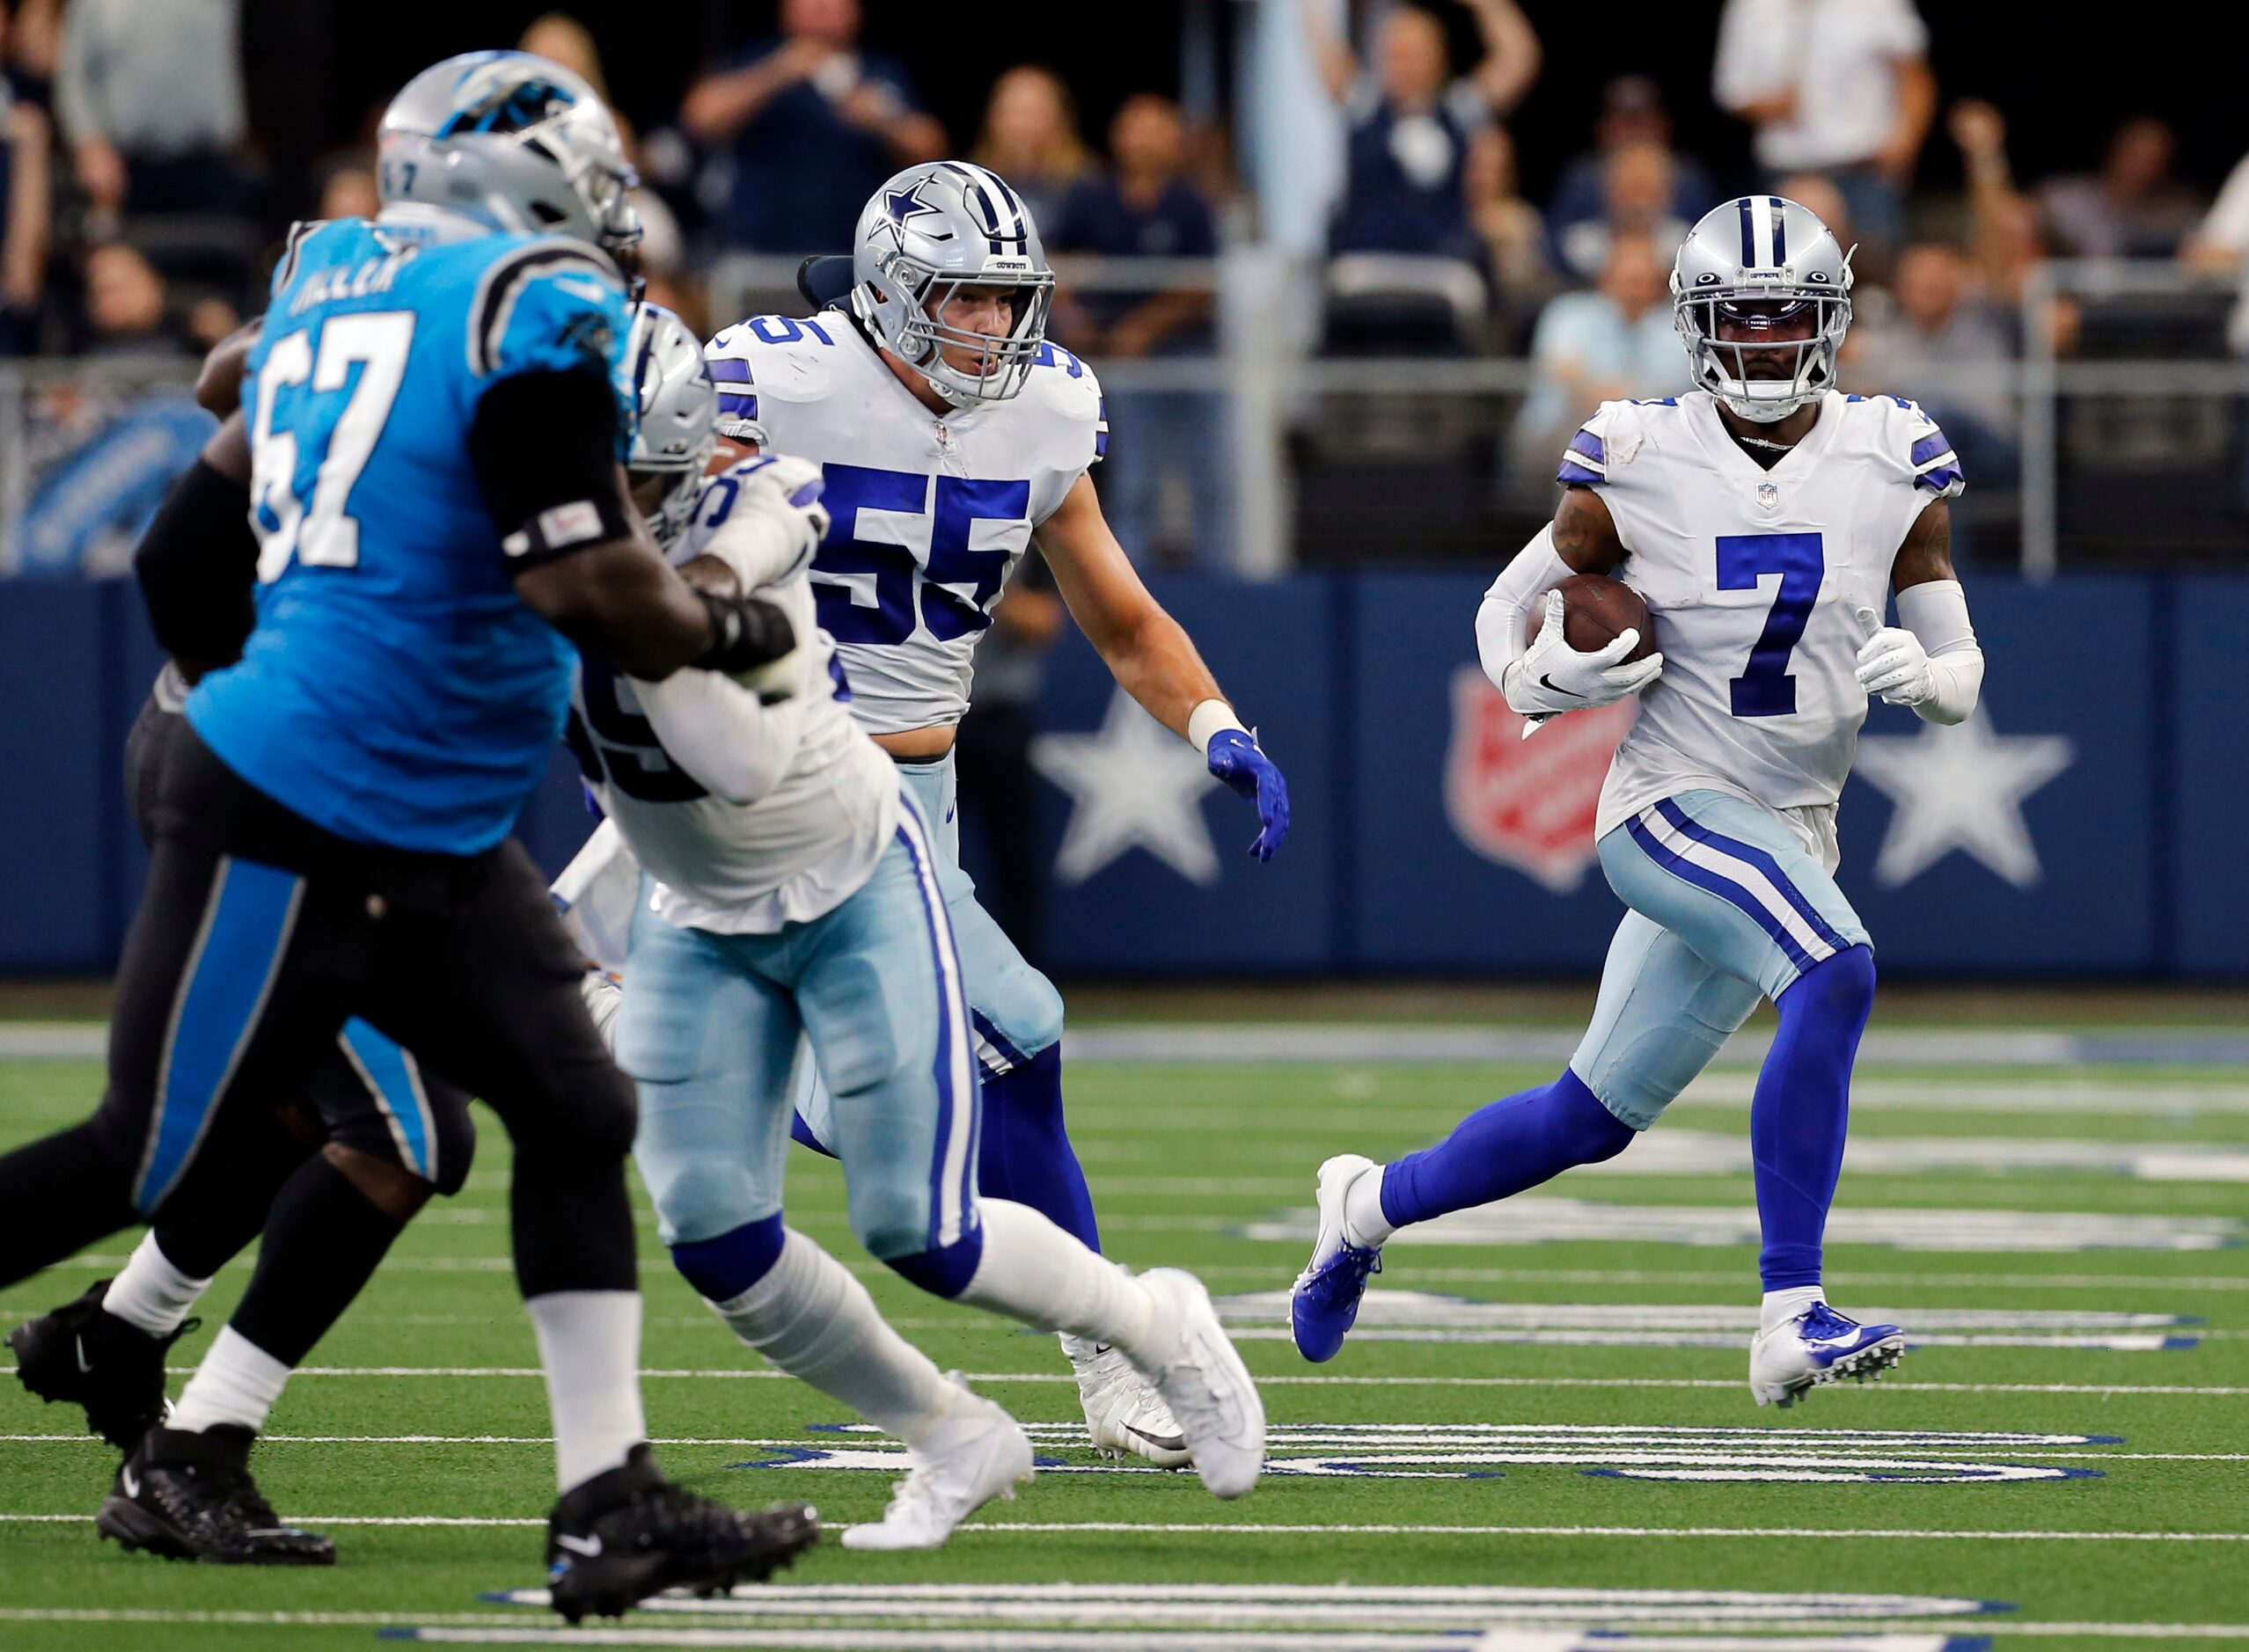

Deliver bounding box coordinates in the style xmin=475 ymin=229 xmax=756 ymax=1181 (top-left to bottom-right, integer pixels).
xmin=884 ymin=179 xmax=943 ymax=227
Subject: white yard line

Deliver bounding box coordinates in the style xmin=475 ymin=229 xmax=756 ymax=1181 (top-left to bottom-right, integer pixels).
xmin=140 ymin=1365 xmax=2249 ymax=1397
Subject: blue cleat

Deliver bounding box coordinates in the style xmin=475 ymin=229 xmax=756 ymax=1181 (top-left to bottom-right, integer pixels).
xmin=1289 ymin=1155 xmax=1385 ymax=1363
xmin=1748 ymin=1301 xmax=1907 ymax=1408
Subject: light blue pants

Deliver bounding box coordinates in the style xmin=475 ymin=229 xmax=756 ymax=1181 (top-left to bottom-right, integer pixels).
xmin=791 ymin=750 xmax=1063 ymax=1152
xmin=1570 ymin=790 xmax=1872 ymax=1131
xmin=619 ymin=796 xmax=981 ymax=1261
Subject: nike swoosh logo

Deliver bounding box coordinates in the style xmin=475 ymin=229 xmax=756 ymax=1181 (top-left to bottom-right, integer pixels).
xmin=1126 ymin=1423 xmax=1187 ymax=1450
xmin=553 ymin=1533 xmax=604 ymax=1558
xmin=121 ymin=1467 xmax=140 ymax=1498
xmin=1537 ymin=674 xmax=1586 ymax=698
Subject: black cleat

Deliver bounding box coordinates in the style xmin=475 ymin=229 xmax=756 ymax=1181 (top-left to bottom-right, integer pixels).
xmin=96 ymin=1425 xmax=335 ymax=1566
xmin=7 ymin=1280 xmax=197 ymax=1451
xmin=545 ymin=1444 xmax=817 ymax=1623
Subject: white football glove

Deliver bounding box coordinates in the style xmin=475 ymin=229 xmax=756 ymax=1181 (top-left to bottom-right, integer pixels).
xmin=700 ymin=454 xmax=831 ymax=593
xmin=1504 ymin=589 xmax=1663 ymax=735
xmin=1851 ymin=604 xmax=1936 ymax=707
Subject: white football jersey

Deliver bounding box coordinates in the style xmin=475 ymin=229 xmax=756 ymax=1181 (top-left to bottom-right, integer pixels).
xmin=704 ymin=311 xmax=1104 ymax=735
xmin=1564 ymin=389 xmax=1964 ymax=839
xmin=566 ymin=458 xmax=902 ymax=936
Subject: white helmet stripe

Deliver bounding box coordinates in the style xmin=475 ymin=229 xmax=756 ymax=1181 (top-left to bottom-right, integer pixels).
xmin=1769 ymin=196 xmax=1788 ymax=266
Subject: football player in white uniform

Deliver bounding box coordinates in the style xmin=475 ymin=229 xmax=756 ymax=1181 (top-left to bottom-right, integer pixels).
xmin=1292 ymin=198 xmax=1985 ymax=1408
xmin=702 ymin=161 xmax=1291 ymax=1465
xmin=569 ymin=305 xmax=1265 ymax=1549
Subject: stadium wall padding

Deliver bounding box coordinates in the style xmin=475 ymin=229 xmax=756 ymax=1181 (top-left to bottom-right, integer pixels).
xmin=1 ymin=572 xmax=2240 ymax=979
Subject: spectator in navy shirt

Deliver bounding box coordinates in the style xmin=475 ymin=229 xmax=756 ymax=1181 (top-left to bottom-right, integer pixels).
xmin=1302 ymin=0 xmax=1541 ymax=264
xmin=1547 ymin=77 xmax=1718 ymax=260
xmin=1049 ymin=96 xmax=1227 ymax=567
xmin=681 ymin=0 xmax=944 ymax=253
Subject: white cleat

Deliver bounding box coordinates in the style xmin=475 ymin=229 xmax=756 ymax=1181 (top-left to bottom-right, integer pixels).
xmin=1749 ymin=1301 xmax=1908 ymax=1409
xmin=1063 ymin=1334 xmax=1191 ymax=1469
xmin=839 ymin=1387 xmax=1035 ymax=1551
xmin=1124 ymin=1269 xmax=1265 ymax=1499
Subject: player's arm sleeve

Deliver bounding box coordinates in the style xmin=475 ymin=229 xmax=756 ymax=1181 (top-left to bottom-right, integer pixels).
xmin=627 ymin=667 xmax=808 ymax=806
xmin=133 ymin=426 xmax=260 ymax=683
xmin=1901 ymin=403 xmax=1966 ymax=500
xmin=705 ymin=335 xmax=767 ymax=446
xmin=468 ymin=369 xmax=634 ymax=565
xmin=1475 ymin=523 xmax=1571 ymax=693
xmin=1894 ymin=577 xmax=1982 ymax=726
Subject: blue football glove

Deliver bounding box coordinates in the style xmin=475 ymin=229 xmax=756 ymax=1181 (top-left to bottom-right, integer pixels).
xmin=1205 ymin=727 xmax=1290 ymax=861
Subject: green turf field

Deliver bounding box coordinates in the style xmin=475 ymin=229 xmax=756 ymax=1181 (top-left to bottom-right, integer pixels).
xmin=3 ymin=1032 xmax=2245 ymax=1651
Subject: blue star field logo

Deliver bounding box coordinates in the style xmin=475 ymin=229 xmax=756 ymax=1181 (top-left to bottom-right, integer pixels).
xmin=883 ymin=179 xmax=943 ymax=227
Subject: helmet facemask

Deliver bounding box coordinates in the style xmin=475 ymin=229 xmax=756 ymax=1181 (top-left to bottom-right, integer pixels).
xmin=863 ymin=259 xmax=1055 ymax=408
xmin=1674 ymin=274 xmax=1851 ymax=424
xmin=623 ymin=303 xmax=717 ymax=557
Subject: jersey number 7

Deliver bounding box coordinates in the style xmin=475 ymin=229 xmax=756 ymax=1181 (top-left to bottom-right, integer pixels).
xmin=1717 ymin=531 xmax=1824 ymax=718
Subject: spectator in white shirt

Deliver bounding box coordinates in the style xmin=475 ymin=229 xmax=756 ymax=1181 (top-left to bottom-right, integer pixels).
xmin=2182 ymin=152 xmax=2249 ymax=354
xmin=1712 ymin=0 xmax=1934 ymax=270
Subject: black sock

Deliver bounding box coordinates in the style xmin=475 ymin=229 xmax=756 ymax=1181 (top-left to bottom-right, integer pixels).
xmin=511 ymin=1152 xmax=637 ymax=1298
xmin=0 ymin=1122 xmax=136 ymax=1290
xmin=226 ymin=1157 xmax=405 ymax=1368
xmin=152 ymin=1110 xmax=318 ymax=1279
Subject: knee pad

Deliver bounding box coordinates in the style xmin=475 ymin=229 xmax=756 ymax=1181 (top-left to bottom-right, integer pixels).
xmin=971 ymin=969 xmax=1064 ymax=1069
xmin=671 ymin=1214 xmax=786 ymax=1303
xmin=884 ymin=1225 xmax=985 ymax=1300
xmin=637 ymin=1147 xmax=773 ymax=1250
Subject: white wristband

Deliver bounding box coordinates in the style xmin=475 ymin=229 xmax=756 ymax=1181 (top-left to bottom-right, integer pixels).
xmin=1188 ymin=698 xmax=1248 ymax=756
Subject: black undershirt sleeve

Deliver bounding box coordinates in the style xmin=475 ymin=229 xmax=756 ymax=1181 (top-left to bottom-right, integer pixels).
xmin=133 ymin=458 xmax=260 ymax=683
xmin=467 ymin=368 xmax=631 ymax=569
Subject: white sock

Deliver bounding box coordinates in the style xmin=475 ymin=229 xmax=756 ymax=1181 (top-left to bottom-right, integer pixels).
xmin=104 ymin=1233 xmax=211 ymax=1337
xmin=954 ymin=1199 xmax=1155 ymax=1356
xmin=1342 ymin=1163 xmax=1396 ymax=1249
xmin=526 ymin=1290 xmax=648 ymax=1493
xmin=1761 ymin=1284 xmax=1827 ymax=1334
xmin=709 ymin=1230 xmax=958 ymax=1450
xmin=168 ymin=1326 xmax=291 ymax=1435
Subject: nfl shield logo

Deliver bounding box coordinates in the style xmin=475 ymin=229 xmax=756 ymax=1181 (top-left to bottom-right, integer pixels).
xmin=1444 ymin=668 xmax=1638 ymax=893
xmin=1756 ymin=480 xmax=1779 ymax=511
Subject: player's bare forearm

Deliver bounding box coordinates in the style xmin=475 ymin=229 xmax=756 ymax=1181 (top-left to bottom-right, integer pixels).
xmin=1551 ymin=485 xmax=1628 ymax=576
xmin=202 ymin=408 xmax=251 ymax=486
xmin=1039 ymin=473 xmax=1222 ymax=736
xmin=1890 ymin=498 xmax=1957 ymax=591
xmin=514 ymin=486 xmax=718 ymax=681
xmin=195 ymin=318 xmax=261 ymax=418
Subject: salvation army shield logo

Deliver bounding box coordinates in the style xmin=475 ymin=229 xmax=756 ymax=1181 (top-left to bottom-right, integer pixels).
xmin=1445 ymin=667 xmax=1637 ymax=892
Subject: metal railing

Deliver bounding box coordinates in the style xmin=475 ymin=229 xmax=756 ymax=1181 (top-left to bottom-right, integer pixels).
xmin=4 ymin=259 xmax=2241 ymax=579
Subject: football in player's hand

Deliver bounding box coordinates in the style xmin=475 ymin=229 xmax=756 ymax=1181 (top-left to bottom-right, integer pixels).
xmin=1531 ymin=574 xmax=1656 ymax=662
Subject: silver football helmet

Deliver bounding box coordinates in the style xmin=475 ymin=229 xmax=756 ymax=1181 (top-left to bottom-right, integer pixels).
xmin=850 ymin=161 xmax=1056 ymax=407
xmin=625 ymin=303 xmax=716 ymax=554
xmin=377 ymin=51 xmax=640 ymax=255
xmin=1672 ymin=196 xmax=1854 ymax=423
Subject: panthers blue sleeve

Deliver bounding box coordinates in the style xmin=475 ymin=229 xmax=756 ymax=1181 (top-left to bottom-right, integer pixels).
xmin=465 ymin=238 xmax=634 ymax=441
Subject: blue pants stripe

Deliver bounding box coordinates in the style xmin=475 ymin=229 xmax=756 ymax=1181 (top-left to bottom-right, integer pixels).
xmin=339 ymin=1017 xmax=433 ymax=1181
xmin=893 ymin=809 xmax=978 ymax=1252
xmin=1624 ymin=813 xmax=1816 ymax=973
xmin=1650 ymin=797 xmax=1849 ymax=954
xmin=970 ymin=1008 xmax=1028 ymax=1071
xmin=136 ymin=856 xmax=304 ymax=1211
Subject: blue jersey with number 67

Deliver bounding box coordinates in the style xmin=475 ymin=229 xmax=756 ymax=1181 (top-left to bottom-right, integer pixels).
xmin=703 ymin=311 xmax=1103 ymax=737
xmin=1557 ymin=389 xmax=1964 ymax=841
xmin=187 ymin=215 xmax=634 ymax=855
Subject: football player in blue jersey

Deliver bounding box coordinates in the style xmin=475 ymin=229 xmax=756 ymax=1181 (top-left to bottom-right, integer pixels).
xmin=0 ymin=53 xmax=815 ymax=1615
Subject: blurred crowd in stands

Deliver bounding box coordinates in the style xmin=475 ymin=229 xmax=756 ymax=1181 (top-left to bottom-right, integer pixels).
xmin=4 ymin=0 xmax=2249 ymax=562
